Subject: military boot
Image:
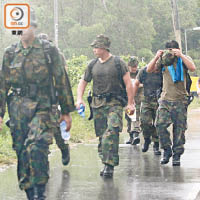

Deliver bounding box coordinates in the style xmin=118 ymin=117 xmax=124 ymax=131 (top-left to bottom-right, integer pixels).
xmin=61 ymin=144 xmax=70 ymax=166
xmin=160 ymin=147 xmax=172 ymax=165
xmin=25 ymin=188 xmax=34 ymax=200
xmin=33 ymin=184 xmax=46 ymax=200
xmin=126 ymin=132 xmax=133 ymax=144
xmin=153 ymin=142 xmax=161 ymax=155
xmin=172 ymin=154 xmax=181 ymax=166
xmin=132 ymin=132 xmax=140 ymax=145
xmin=100 ymin=165 xmax=106 ymax=176
xmin=142 ymin=138 xmax=151 ymax=152
xmin=103 ymin=164 xmax=114 ymax=178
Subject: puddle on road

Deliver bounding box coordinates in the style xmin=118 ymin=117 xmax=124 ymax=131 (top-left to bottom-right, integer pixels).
xmin=0 ymin=109 xmax=200 ymax=200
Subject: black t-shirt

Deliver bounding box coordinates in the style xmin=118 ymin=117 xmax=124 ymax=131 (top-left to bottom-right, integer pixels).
xmin=137 ymin=67 xmax=162 ymax=98
xmin=84 ymin=56 xmax=128 ymax=95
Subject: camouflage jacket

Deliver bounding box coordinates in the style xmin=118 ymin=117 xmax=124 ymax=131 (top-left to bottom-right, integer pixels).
xmin=0 ymin=37 xmax=75 ymax=117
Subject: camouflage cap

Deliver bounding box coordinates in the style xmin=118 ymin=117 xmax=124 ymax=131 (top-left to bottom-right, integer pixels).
xmin=90 ymin=34 xmax=111 ymax=50
xmin=128 ymin=56 xmax=139 ymax=67
xmin=160 ymin=49 xmax=176 ymax=66
xmin=30 ymin=9 xmax=37 ymax=27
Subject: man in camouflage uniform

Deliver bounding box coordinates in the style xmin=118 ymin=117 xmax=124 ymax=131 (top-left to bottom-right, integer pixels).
xmin=125 ymin=57 xmax=143 ymax=145
xmin=0 ymin=11 xmax=75 ymax=199
xmin=132 ymin=66 xmax=162 ymax=155
xmin=38 ymin=33 xmax=70 ymax=166
xmin=76 ymin=34 xmax=134 ymax=177
xmin=147 ymin=40 xmax=196 ymax=166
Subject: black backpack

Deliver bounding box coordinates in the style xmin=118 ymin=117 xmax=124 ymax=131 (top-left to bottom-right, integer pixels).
xmin=184 ymin=65 xmax=194 ymax=105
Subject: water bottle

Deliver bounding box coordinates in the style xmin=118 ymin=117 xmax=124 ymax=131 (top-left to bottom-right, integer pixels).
xmin=77 ymin=104 xmax=85 ymax=118
xmin=128 ymin=111 xmax=136 ymax=122
xmin=60 ymin=121 xmax=70 ymax=141
xmin=127 ymin=109 xmax=136 ymax=122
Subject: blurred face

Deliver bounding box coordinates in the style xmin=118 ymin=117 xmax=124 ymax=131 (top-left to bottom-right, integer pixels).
xmin=129 ymin=65 xmax=138 ymax=73
xmin=93 ymin=48 xmax=106 ymax=58
xmin=21 ymin=26 xmax=35 ymax=42
xmin=153 ymin=62 xmax=160 ymax=73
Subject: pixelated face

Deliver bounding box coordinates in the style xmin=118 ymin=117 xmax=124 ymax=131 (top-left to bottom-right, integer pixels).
xmin=21 ymin=26 xmax=35 ymax=42
xmin=129 ymin=65 xmax=138 ymax=73
xmin=93 ymin=48 xmax=106 ymax=58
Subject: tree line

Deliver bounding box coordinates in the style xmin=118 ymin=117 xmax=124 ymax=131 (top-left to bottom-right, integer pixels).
xmin=0 ymin=0 xmax=199 ymax=75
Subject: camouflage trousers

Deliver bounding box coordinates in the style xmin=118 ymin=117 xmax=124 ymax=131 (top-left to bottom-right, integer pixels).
xmin=125 ymin=100 xmax=141 ymax=135
xmin=10 ymin=110 xmax=54 ymax=190
xmin=140 ymin=98 xmax=159 ymax=142
xmin=54 ymin=127 xmax=68 ymax=150
xmin=156 ymin=100 xmax=187 ymax=155
xmin=93 ymin=105 xmax=123 ymax=166
xmin=51 ymin=105 xmax=68 ymax=150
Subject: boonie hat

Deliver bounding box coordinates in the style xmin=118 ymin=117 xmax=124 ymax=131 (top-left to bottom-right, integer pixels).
xmin=90 ymin=34 xmax=111 ymax=50
xmin=128 ymin=56 xmax=139 ymax=67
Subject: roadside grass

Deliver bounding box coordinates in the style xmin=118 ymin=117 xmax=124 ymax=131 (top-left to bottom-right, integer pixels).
xmin=70 ymin=104 xmax=96 ymax=143
xmin=0 ymin=120 xmax=16 ymax=165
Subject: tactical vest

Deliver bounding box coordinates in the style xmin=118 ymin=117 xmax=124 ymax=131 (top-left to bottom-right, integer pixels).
xmin=6 ymin=38 xmax=57 ymax=104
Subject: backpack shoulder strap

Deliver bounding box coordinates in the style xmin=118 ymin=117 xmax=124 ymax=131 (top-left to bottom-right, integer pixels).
xmin=40 ymin=39 xmax=58 ymax=104
xmin=88 ymin=58 xmax=98 ymax=73
xmin=184 ymin=64 xmax=192 ymax=94
xmin=5 ymin=43 xmax=18 ymax=64
xmin=40 ymin=39 xmax=54 ymax=66
xmin=114 ymin=56 xmax=125 ymax=88
xmin=142 ymin=67 xmax=147 ymax=82
xmin=182 ymin=62 xmax=194 ymax=105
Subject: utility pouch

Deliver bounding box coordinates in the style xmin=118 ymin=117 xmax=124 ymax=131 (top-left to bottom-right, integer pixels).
xmin=116 ymin=95 xmax=127 ymax=107
xmin=20 ymin=98 xmax=38 ymax=121
xmin=87 ymin=90 xmax=93 ymax=120
xmin=5 ymin=120 xmax=10 ymax=128
xmin=105 ymin=94 xmax=112 ymax=102
xmin=187 ymin=95 xmax=194 ymax=106
xmin=8 ymin=96 xmax=38 ymax=126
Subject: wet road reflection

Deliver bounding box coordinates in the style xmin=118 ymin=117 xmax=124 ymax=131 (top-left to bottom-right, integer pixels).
xmin=0 ymin=109 xmax=200 ymax=200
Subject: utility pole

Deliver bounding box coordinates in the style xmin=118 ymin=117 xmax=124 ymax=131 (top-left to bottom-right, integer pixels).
xmin=0 ymin=0 xmax=4 ymax=62
xmin=54 ymin=0 xmax=58 ymax=47
xmin=184 ymin=27 xmax=200 ymax=55
xmin=171 ymin=0 xmax=182 ymax=50
xmin=101 ymin=0 xmax=108 ymax=12
xmin=184 ymin=29 xmax=188 ymax=55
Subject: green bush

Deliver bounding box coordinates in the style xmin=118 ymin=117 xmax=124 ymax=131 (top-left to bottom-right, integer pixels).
xmin=67 ymin=55 xmax=88 ymax=87
xmin=0 ymin=117 xmax=16 ymax=164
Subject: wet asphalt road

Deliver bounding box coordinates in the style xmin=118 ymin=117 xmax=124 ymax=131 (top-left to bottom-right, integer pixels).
xmin=0 ymin=108 xmax=200 ymax=200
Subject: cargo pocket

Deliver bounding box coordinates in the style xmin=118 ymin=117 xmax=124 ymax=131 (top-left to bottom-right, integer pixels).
xmin=26 ymin=112 xmax=54 ymax=147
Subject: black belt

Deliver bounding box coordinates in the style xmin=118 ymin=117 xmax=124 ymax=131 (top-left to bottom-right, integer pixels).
xmin=11 ymin=87 xmax=28 ymax=96
xmin=93 ymin=93 xmax=127 ymax=107
xmin=11 ymin=85 xmax=49 ymax=98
